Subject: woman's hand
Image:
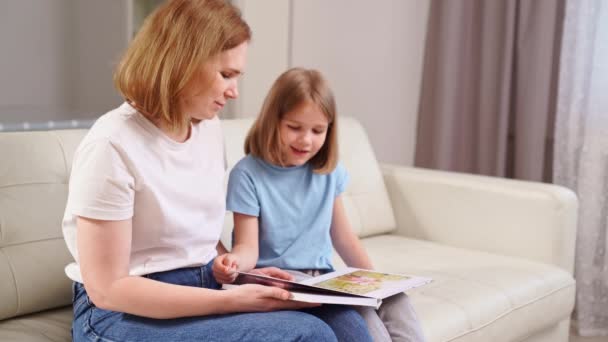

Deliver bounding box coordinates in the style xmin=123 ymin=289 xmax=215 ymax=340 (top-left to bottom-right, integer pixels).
xmin=250 ymin=267 xmax=295 ymax=281
xmin=213 ymin=253 xmax=239 ymax=284
xmin=225 ymin=284 xmax=320 ymax=312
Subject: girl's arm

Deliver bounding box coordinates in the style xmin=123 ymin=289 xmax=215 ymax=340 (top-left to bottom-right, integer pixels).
xmin=213 ymin=213 xmax=265 ymax=283
xmin=78 ymin=216 xmax=313 ymax=319
xmin=230 ymin=212 xmax=260 ymax=271
xmin=330 ymin=196 xmax=374 ymax=269
xmin=216 ymin=241 xmax=229 ymax=255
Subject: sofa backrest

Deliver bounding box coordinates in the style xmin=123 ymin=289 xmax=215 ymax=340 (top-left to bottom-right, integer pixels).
xmin=0 ymin=129 xmax=87 ymax=320
xmin=220 ymin=117 xmax=396 ymax=247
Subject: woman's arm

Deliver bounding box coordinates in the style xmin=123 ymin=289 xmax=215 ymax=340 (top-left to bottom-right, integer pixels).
xmin=77 ymin=216 xmax=312 ymax=319
xmin=330 ymin=196 xmax=374 ymax=269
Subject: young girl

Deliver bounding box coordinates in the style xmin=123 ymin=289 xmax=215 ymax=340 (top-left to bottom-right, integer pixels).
xmin=213 ymin=68 xmax=426 ymax=342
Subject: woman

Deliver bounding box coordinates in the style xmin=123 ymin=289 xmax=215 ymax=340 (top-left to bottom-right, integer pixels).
xmin=61 ymin=1 xmax=371 ymax=341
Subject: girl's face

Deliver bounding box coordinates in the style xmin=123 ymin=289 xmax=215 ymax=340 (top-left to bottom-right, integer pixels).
xmin=180 ymin=42 xmax=248 ymax=121
xmin=279 ymin=101 xmax=329 ymax=167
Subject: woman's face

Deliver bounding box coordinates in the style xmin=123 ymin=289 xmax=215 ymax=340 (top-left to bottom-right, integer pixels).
xmin=279 ymin=101 xmax=329 ymax=167
xmin=181 ymin=42 xmax=248 ymax=121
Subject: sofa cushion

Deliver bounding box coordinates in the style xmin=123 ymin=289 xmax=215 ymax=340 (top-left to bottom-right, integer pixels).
xmin=0 ymin=306 xmax=71 ymax=342
xmin=337 ymin=235 xmax=575 ymax=342
xmin=221 ymin=117 xmax=397 ymax=239
xmin=0 ymin=130 xmax=86 ymax=320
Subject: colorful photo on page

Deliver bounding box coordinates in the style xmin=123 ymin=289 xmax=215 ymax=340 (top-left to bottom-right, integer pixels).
xmin=312 ymin=271 xmax=410 ymax=295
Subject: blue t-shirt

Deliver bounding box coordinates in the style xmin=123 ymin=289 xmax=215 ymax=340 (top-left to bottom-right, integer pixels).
xmin=226 ymin=155 xmax=348 ymax=270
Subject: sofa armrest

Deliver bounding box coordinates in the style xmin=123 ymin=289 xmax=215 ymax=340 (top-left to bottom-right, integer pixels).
xmin=381 ymin=164 xmax=578 ymax=273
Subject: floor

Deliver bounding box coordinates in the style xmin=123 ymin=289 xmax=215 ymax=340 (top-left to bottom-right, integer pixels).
xmin=570 ymin=334 xmax=608 ymax=342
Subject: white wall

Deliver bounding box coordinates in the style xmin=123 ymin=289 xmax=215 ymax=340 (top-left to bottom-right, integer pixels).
xmin=236 ymin=0 xmax=430 ymax=165
xmin=0 ymin=1 xmax=430 ymax=165
xmin=0 ymin=0 xmax=73 ymax=122
xmin=71 ymin=1 xmax=128 ymax=117
xmin=0 ymin=1 xmax=127 ymax=123
xmin=290 ymin=0 xmax=430 ymax=165
xmin=229 ymin=0 xmax=291 ymax=118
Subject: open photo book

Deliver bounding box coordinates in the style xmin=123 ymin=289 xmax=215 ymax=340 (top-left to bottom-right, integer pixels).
xmin=222 ymin=267 xmax=432 ymax=309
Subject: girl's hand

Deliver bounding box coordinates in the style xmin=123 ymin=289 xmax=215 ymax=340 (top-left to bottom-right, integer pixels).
xmin=225 ymin=284 xmax=320 ymax=312
xmin=213 ymin=253 xmax=239 ymax=284
xmin=250 ymin=267 xmax=295 ymax=281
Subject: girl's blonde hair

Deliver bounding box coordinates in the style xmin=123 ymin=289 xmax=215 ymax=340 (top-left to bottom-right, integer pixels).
xmin=245 ymin=68 xmax=338 ymax=174
xmin=114 ymin=0 xmax=250 ymax=133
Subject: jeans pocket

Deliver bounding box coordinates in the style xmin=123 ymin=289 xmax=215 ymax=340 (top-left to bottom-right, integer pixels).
xmin=202 ymin=260 xmax=221 ymax=290
xmin=89 ymin=306 xmax=122 ymax=331
xmin=72 ymin=283 xmax=90 ymax=316
xmin=71 ymin=282 xmax=77 ymax=303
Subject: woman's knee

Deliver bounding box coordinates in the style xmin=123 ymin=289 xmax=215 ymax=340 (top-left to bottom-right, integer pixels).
xmin=280 ymin=312 xmax=337 ymax=342
xmin=307 ymin=306 xmax=372 ymax=342
xmin=335 ymin=308 xmax=372 ymax=341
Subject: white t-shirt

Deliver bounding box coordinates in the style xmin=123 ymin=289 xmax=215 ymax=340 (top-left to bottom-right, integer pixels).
xmin=62 ymin=102 xmax=226 ymax=283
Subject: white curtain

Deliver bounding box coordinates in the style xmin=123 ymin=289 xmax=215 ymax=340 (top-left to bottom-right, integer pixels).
xmin=554 ymin=0 xmax=608 ymax=337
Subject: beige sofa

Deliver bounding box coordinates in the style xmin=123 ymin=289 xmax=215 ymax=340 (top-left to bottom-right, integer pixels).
xmin=0 ymin=117 xmax=577 ymax=342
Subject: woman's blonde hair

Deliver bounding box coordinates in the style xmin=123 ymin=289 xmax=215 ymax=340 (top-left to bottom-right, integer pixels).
xmin=245 ymin=68 xmax=338 ymax=174
xmin=114 ymin=0 xmax=250 ymax=132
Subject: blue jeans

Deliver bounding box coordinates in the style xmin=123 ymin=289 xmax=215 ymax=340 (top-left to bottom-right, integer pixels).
xmin=72 ymin=262 xmax=372 ymax=342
